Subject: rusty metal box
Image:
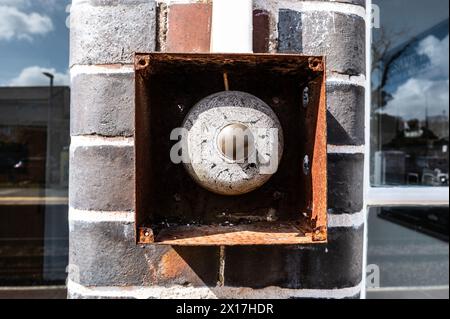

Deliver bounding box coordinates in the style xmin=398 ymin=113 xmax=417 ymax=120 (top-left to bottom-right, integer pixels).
xmin=134 ymin=53 xmax=327 ymax=246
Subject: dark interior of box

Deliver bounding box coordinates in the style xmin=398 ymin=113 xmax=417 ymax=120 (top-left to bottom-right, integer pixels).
xmin=135 ymin=54 xmax=325 ymax=245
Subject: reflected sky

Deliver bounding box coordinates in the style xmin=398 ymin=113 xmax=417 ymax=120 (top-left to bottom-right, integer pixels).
xmin=0 ymin=0 xmax=70 ymax=86
xmin=381 ymin=22 xmax=449 ymax=120
xmin=373 ymin=0 xmax=449 ymax=123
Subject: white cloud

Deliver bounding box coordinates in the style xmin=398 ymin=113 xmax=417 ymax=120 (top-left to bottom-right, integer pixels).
xmin=0 ymin=0 xmax=61 ymax=9
xmin=381 ymin=34 xmax=449 ymax=120
xmin=8 ymin=66 xmax=69 ymax=87
xmin=0 ymin=5 xmax=54 ymax=41
xmin=0 ymin=0 xmax=28 ymax=6
xmin=382 ymin=78 xmax=449 ymax=120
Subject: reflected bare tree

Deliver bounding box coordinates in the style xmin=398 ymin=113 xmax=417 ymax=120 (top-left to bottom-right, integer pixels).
xmin=372 ymin=28 xmax=415 ymax=109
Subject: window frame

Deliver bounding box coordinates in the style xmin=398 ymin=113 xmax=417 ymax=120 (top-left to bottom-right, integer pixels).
xmin=363 ymin=0 xmax=449 ymax=299
xmin=365 ymin=0 xmax=450 ymax=206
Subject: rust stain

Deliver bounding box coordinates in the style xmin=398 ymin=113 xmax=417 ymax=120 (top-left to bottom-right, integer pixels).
xmin=308 ymin=57 xmax=324 ymax=72
xmin=311 ymin=62 xmax=328 ymax=239
xmin=134 ymin=54 xmax=150 ymax=71
xmin=160 ymin=250 xmax=187 ymax=279
xmin=138 ymin=227 xmax=154 ymax=244
xmin=154 ymin=222 xmax=325 ymax=246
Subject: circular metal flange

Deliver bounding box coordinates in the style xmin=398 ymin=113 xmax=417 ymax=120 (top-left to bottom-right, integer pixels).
xmin=182 ymin=91 xmax=284 ymax=196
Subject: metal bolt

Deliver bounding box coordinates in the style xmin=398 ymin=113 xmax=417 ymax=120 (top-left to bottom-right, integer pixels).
xmin=273 ymin=191 xmax=282 ymax=200
xmin=303 ymin=87 xmax=309 ymax=108
xmin=303 ymin=155 xmax=310 ymax=175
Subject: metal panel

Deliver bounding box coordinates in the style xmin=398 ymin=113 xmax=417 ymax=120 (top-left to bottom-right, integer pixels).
xmin=134 ymin=53 xmax=327 ymax=246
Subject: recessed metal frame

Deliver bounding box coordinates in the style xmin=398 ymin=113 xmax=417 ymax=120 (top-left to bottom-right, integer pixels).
xmin=134 ymin=53 xmax=328 ymax=246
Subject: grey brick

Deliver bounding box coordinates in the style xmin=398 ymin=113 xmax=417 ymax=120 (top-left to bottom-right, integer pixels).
xmin=69 ymin=144 xmax=134 ymax=211
xmin=278 ymin=10 xmax=366 ymax=76
xmin=71 ymin=72 xmax=134 ymax=137
xmin=69 ymin=220 xmax=220 ymax=287
xmin=70 ymin=0 xmax=156 ymax=66
xmin=327 ymin=83 xmax=365 ymax=145
xmin=224 ymin=226 xmax=364 ymax=290
xmin=328 ymin=153 xmax=364 ymax=214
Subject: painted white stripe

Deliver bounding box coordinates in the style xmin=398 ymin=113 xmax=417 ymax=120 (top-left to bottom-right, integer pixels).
xmin=70 ymin=65 xmax=134 ymax=80
xmin=254 ymin=0 xmax=367 ymax=20
xmin=328 ymin=145 xmax=365 ymax=154
xmin=69 ymin=207 xmax=135 ymax=223
xmin=156 ymin=0 xmax=209 ymax=4
xmin=211 ymin=0 xmax=253 ymax=53
xmin=327 ymin=74 xmax=367 ymax=88
xmin=328 ymin=210 xmax=365 ymax=228
xmin=70 ymin=136 xmax=134 ymax=151
xmin=68 ymin=279 xmax=362 ymax=299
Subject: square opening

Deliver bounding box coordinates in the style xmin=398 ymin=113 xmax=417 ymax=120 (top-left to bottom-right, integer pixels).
xmin=135 ymin=53 xmax=327 ymax=246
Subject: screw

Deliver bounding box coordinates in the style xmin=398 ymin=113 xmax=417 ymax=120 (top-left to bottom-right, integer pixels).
xmin=177 ymin=104 xmax=185 ymax=113
xmin=273 ymin=191 xmax=282 ymax=200
xmin=303 ymin=155 xmax=310 ymax=175
xmin=303 ymin=87 xmax=309 ymax=108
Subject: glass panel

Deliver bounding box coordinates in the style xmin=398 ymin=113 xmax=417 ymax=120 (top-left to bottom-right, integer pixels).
xmin=371 ymin=0 xmax=449 ymax=186
xmin=367 ymin=207 xmax=449 ymax=299
xmin=0 ymin=0 xmax=70 ymax=286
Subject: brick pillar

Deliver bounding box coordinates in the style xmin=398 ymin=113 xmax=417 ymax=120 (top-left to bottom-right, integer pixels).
xmin=68 ymin=0 xmax=367 ymax=299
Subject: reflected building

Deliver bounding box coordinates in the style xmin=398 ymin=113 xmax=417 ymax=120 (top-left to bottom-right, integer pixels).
xmin=0 ymin=86 xmax=69 ymax=285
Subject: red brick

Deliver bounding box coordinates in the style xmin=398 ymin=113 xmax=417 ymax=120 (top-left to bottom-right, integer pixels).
xmin=253 ymin=9 xmax=270 ymax=53
xmin=166 ymin=3 xmax=212 ymax=53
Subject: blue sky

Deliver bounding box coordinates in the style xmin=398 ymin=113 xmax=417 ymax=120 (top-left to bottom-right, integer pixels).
xmin=0 ymin=0 xmax=70 ymax=86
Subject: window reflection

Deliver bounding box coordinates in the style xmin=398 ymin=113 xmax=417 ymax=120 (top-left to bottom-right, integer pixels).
xmin=0 ymin=87 xmax=70 ymax=286
xmin=371 ymin=0 xmax=449 ymax=187
xmin=0 ymin=87 xmax=69 ymax=196
xmin=367 ymin=207 xmax=449 ymax=299
xmin=0 ymin=0 xmax=70 ymax=287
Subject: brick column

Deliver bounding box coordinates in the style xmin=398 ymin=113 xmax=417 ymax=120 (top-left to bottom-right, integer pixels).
xmin=68 ymin=0 xmax=367 ymax=299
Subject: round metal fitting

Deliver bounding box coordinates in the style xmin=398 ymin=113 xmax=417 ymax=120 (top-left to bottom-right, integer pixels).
xmin=182 ymin=91 xmax=284 ymax=196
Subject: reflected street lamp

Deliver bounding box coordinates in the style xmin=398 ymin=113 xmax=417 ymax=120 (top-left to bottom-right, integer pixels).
xmin=43 ymin=72 xmax=54 ymax=189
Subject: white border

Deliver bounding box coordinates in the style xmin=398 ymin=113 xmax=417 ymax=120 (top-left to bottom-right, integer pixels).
xmin=363 ymin=0 xmax=449 ymax=300
xmin=367 ymin=187 xmax=449 ymax=207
